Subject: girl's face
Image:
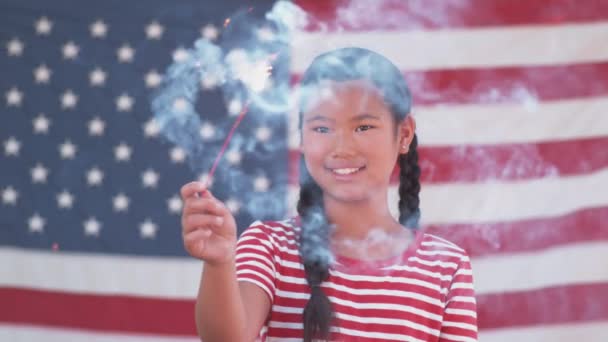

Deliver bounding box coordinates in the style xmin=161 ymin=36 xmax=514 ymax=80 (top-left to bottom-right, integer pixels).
xmin=301 ymin=80 xmax=415 ymax=203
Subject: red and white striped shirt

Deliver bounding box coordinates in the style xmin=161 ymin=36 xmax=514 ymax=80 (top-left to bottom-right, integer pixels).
xmin=235 ymin=217 xmax=478 ymax=342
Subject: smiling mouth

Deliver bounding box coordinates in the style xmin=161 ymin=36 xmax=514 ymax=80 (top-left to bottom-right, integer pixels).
xmin=329 ymin=166 xmax=365 ymax=175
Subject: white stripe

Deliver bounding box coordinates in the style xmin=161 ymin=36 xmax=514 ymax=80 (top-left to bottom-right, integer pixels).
xmin=288 ymin=96 xmax=608 ymax=149
xmin=480 ymin=321 xmax=608 ymax=342
xmin=272 ymin=294 xmax=443 ymax=322
xmin=276 ymin=270 xmax=448 ymax=294
xmin=413 ymin=96 xmax=608 ymax=145
xmin=288 ymin=167 xmax=608 ymax=224
xmin=4 ymin=321 xmax=606 ymax=342
xmin=334 ymin=311 xmax=441 ymax=336
xmin=0 ymin=324 xmax=198 ymax=342
xmin=472 ymin=241 xmax=608 ymax=294
xmin=445 ymin=308 xmax=478 ymax=318
xmin=0 ymin=247 xmax=201 ymax=298
xmin=267 ymin=322 xmax=429 ymax=342
xmin=292 ymin=21 xmax=608 ymax=71
xmin=235 ymin=269 xmax=274 ymax=290
xmin=235 ymin=259 xmax=274 ymax=278
xmin=439 ymin=332 xmax=477 ymax=342
xmin=3 ymin=241 xmax=607 ymax=298
xmin=235 ymin=252 xmax=274 ymax=269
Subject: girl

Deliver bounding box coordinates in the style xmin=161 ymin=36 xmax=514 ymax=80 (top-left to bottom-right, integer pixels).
xmin=181 ymin=47 xmax=478 ymax=342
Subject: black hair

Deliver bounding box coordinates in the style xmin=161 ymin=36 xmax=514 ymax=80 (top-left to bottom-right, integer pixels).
xmin=296 ymin=47 xmax=421 ymax=341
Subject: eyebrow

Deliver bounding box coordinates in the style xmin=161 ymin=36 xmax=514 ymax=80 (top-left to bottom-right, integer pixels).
xmin=305 ymin=113 xmax=382 ymax=123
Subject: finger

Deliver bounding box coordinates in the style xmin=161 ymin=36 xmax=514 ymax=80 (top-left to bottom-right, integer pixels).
xmin=182 ymin=213 xmax=225 ymax=234
xmin=183 ymin=229 xmax=213 ymax=254
xmin=183 ymin=197 xmax=224 ymax=216
xmin=180 ymin=181 xmax=207 ymax=200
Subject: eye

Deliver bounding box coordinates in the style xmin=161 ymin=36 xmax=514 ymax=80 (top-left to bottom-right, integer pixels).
xmin=355 ymin=125 xmax=375 ymax=132
xmin=312 ymin=126 xmax=330 ymax=133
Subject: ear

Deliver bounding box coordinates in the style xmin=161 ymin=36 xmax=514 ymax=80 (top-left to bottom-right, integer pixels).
xmin=399 ymin=115 xmax=416 ymax=154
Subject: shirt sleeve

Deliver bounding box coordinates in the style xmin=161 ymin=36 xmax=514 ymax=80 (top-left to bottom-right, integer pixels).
xmin=438 ymin=253 xmax=478 ymax=342
xmin=235 ymin=221 xmax=277 ymax=302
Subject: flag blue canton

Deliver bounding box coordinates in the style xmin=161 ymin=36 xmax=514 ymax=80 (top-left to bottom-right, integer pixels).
xmin=0 ymin=0 xmax=287 ymax=256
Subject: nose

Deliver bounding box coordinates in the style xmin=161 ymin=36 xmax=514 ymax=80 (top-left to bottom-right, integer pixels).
xmin=331 ymin=130 xmax=356 ymax=157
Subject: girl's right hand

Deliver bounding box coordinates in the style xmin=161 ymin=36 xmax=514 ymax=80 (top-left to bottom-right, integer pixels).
xmin=180 ymin=181 xmax=238 ymax=266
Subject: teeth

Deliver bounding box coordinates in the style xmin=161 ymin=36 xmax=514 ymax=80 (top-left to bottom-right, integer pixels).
xmin=333 ymin=168 xmax=360 ymax=175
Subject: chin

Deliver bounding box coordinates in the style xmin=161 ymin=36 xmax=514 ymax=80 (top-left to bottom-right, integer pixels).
xmin=325 ymin=187 xmax=370 ymax=203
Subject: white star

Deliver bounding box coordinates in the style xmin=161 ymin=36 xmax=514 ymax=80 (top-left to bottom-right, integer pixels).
xmin=114 ymin=142 xmax=132 ymax=162
xmin=167 ymin=195 xmax=182 ymax=214
xmin=200 ymin=73 xmax=220 ymax=90
xmin=56 ymin=190 xmax=75 ymax=209
xmin=33 ymin=113 xmax=51 ymax=134
xmin=4 ymin=137 xmax=20 ymax=156
xmin=169 ymin=146 xmax=186 ymax=163
xmin=90 ymin=20 xmax=108 ymax=38
xmin=28 ymin=213 xmax=46 ymax=233
xmin=2 ymin=186 xmax=18 ymax=205
xmin=35 ymin=17 xmax=53 ymax=35
xmin=256 ymin=126 xmax=272 ymax=142
xmin=201 ymin=24 xmax=219 ymax=41
xmin=6 ymin=38 xmax=24 ymax=56
xmin=199 ymin=122 xmax=216 ymax=140
xmin=139 ymin=219 xmax=158 ymax=239
xmin=88 ymin=117 xmax=105 ymax=136
xmin=113 ymin=193 xmax=130 ymax=212
xmin=173 ymin=97 xmax=192 ymax=113
xmin=226 ymin=150 xmax=242 ymax=165
xmin=86 ymin=167 xmax=104 ymax=186
xmin=6 ymin=87 xmax=23 ymax=107
xmin=60 ymin=89 xmax=78 ymax=109
xmin=84 ymin=217 xmax=102 ymax=236
xmin=145 ymin=70 xmax=162 ymax=88
xmin=117 ymin=44 xmax=135 ymax=63
xmin=33 ymin=64 xmax=52 ymax=84
xmin=31 ymin=163 xmax=49 ymax=183
xmin=90 ymin=67 xmax=107 ymax=86
xmin=253 ymin=176 xmax=270 ymax=192
xmin=62 ymin=41 xmax=79 ymax=59
xmin=141 ymin=169 xmax=160 ymax=188
xmin=227 ymin=99 xmax=242 ymax=116
xmin=225 ymin=198 xmax=241 ymax=214
xmin=172 ymin=47 xmax=189 ymax=62
xmin=59 ymin=140 xmax=77 ymax=159
xmin=257 ymin=26 xmax=275 ymax=42
xmin=143 ymin=118 xmax=160 ymax=138
xmin=146 ymin=21 xmax=164 ymax=40
xmin=116 ymin=93 xmax=134 ymax=112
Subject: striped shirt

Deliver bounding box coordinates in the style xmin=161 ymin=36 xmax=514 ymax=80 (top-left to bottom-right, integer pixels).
xmin=235 ymin=217 xmax=478 ymax=342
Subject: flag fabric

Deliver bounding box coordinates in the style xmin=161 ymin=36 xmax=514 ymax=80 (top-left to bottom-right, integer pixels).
xmin=2 ymin=0 xmax=608 ymax=341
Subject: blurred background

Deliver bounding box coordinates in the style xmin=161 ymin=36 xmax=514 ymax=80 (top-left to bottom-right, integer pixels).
xmin=1 ymin=0 xmax=607 ymax=341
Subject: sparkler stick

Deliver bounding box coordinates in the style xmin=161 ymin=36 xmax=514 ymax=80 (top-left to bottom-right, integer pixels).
xmin=200 ymin=53 xmax=273 ymax=191
xmin=204 ymin=101 xmax=251 ymax=189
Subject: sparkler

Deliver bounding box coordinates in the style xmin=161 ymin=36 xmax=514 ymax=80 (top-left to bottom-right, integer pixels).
xmin=204 ymin=101 xmax=250 ymax=188
xmin=202 ymin=56 xmax=274 ymax=190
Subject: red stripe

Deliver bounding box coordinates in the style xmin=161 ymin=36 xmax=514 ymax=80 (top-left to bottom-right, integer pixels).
xmin=425 ymin=206 xmax=608 ymax=258
xmin=295 ymin=0 xmax=608 ymax=31
xmin=246 ymin=208 xmax=608 ymax=258
xmin=288 ymin=137 xmax=608 ymax=184
xmin=292 ymin=62 xmax=608 ymax=106
xmin=0 ymin=288 xmax=196 ymax=336
xmin=478 ymin=283 xmax=608 ymax=329
xmin=3 ymin=283 xmax=607 ymax=334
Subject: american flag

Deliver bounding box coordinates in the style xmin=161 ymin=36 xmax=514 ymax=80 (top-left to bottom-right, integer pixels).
xmin=2 ymin=0 xmax=608 ymax=341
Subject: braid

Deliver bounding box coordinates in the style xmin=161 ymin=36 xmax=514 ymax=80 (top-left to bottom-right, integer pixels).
xmin=398 ymin=134 xmax=421 ymax=229
xmin=296 ymin=158 xmax=334 ymax=342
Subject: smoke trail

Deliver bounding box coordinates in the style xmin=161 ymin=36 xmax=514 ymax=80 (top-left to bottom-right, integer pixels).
xmin=151 ymin=1 xmax=307 ymax=220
